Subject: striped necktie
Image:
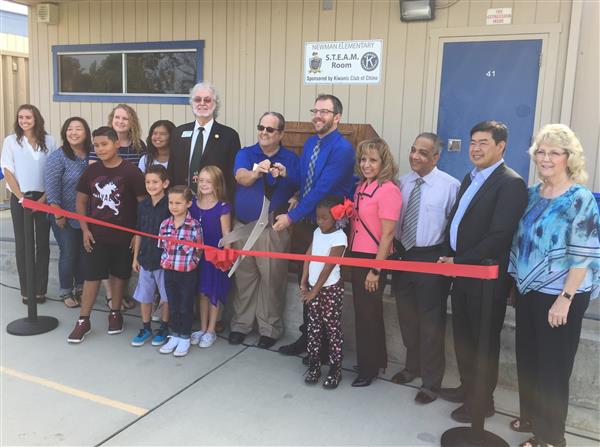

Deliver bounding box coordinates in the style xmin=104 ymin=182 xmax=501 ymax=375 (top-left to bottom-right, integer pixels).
xmin=400 ymin=177 xmax=424 ymax=251
xmin=302 ymin=140 xmax=321 ymax=198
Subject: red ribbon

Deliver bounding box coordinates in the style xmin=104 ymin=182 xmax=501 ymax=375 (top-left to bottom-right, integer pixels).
xmin=204 ymin=247 xmax=237 ymax=271
xmin=22 ymin=198 xmax=498 ymax=280
xmin=330 ymin=198 xmax=354 ymax=220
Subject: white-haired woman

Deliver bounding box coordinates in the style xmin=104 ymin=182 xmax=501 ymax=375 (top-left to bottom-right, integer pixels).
xmin=508 ymin=124 xmax=600 ymax=447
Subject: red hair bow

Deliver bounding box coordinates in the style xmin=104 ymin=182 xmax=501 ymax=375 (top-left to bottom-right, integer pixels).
xmin=330 ymin=198 xmax=354 ymax=220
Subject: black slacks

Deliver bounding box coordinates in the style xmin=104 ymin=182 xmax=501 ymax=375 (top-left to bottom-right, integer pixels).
xmin=451 ymin=278 xmax=507 ymax=406
xmin=350 ymin=251 xmax=387 ymax=379
xmin=10 ymin=193 xmax=50 ymax=297
xmin=516 ymin=289 xmax=590 ymax=445
xmin=395 ymin=245 xmax=450 ymax=390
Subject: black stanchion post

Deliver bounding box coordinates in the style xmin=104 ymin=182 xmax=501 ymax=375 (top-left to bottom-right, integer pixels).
xmin=6 ymin=194 xmax=59 ymax=335
xmin=441 ymin=259 xmax=508 ymax=447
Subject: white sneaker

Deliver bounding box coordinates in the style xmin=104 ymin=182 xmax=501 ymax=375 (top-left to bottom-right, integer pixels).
xmin=190 ymin=330 xmax=205 ymax=345
xmin=159 ymin=335 xmax=179 ymax=354
xmin=199 ymin=332 xmax=217 ymax=348
xmin=174 ymin=338 xmax=191 ymax=357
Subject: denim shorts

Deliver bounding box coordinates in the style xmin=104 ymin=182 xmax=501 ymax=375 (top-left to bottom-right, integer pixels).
xmin=133 ymin=267 xmax=168 ymax=304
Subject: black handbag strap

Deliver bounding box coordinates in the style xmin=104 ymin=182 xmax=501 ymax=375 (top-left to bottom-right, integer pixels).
xmin=357 ymin=214 xmax=380 ymax=246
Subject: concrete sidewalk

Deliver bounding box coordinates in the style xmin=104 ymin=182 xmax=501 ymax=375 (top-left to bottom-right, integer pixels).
xmin=1 ymin=275 xmax=598 ymax=446
xmin=1 ymin=208 xmax=598 ymax=445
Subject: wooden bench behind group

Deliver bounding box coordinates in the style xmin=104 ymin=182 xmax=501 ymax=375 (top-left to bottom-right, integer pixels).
xmin=281 ymin=122 xmax=380 ymax=278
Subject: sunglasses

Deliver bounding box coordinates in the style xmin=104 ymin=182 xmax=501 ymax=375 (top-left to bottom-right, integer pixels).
xmin=257 ymin=125 xmax=281 ymax=133
xmin=191 ymin=96 xmax=213 ymax=104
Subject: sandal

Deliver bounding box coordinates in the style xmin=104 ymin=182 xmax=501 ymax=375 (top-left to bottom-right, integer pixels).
xmin=122 ymin=295 xmax=136 ymax=310
xmin=520 ymin=437 xmax=541 ymax=447
xmin=63 ymin=293 xmax=80 ymax=308
xmin=519 ymin=437 xmax=566 ymax=447
xmin=510 ymin=418 xmax=533 ymax=433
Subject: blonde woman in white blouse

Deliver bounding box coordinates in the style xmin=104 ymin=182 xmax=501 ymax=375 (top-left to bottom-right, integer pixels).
xmin=1 ymin=104 xmax=57 ymax=304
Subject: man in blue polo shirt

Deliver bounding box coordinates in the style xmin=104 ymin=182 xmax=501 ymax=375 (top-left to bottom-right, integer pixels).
xmin=273 ymin=94 xmax=355 ymax=357
xmin=228 ymin=112 xmax=300 ymax=349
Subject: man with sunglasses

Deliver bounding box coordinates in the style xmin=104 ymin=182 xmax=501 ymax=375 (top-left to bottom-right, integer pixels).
xmin=274 ymin=94 xmax=355 ymax=359
xmin=168 ymin=82 xmax=241 ymax=201
xmin=226 ymin=112 xmax=300 ymax=348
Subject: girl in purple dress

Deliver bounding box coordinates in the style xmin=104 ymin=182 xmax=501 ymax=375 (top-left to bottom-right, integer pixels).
xmin=189 ymin=165 xmax=232 ymax=348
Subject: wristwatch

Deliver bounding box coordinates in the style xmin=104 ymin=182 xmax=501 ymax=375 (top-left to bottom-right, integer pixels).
xmin=559 ymin=291 xmax=573 ymax=301
xmin=370 ymin=268 xmax=380 ymax=276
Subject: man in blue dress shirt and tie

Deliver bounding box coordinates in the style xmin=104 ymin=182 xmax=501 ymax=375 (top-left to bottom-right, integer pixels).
xmin=273 ymin=94 xmax=355 ymax=358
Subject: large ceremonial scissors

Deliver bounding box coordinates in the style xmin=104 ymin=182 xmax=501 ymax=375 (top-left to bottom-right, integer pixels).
xmin=218 ymin=163 xmax=279 ymax=277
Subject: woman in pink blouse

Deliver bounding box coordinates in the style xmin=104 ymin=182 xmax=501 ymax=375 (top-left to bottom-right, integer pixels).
xmin=349 ymin=138 xmax=402 ymax=387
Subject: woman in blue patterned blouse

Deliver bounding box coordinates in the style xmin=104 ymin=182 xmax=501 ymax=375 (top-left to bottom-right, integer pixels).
xmin=45 ymin=117 xmax=92 ymax=308
xmin=508 ymin=124 xmax=600 ymax=447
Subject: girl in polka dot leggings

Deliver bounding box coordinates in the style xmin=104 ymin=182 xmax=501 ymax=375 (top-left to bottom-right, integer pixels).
xmin=300 ymin=196 xmax=350 ymax=389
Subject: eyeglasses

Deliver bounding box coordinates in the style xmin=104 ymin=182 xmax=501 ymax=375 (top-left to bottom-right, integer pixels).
xmin=191 ymin=96 xmax=213 ymax=104
xmin=310 ymin=108 xmax=336 ymax=116
xmin=257 ymin=125 xmax=281 ymax=133
xmin=534 ymin=149 xmax=567 ymax=160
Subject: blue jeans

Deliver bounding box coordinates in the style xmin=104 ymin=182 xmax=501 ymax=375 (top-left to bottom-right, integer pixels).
xmin=50 ymin=216 xmax=84 ymax=296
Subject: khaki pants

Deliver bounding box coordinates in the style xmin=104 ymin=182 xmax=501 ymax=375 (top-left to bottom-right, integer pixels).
xmin=230 ymin=221 xmax=291 ymax=339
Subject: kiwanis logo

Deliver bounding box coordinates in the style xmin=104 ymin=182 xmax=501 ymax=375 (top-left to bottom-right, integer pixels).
xmin=361 ymin=52 xmax=379 ymax=71
xmin=309 ymin=51 xmax=322 ymax=73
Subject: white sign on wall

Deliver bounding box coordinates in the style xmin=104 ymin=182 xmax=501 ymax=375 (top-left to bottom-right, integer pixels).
xmin=486 ymin=8 xmax=512 ymax=25
xmin=304 ymin=40 xmax=383 ymax=84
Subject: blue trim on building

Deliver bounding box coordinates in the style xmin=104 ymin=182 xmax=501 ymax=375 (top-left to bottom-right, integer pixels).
xmin=52 ymin=40 xmax=204 ymax=104
xmin=0 ymin=11 xmax=28 ymax=37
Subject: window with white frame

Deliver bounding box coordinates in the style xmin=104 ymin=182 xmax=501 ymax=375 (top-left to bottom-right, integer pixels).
xmin=52 ymin=40 xmax=204 ymax=104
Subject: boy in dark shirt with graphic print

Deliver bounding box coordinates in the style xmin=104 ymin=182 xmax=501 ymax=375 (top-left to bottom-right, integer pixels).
xmin=67 ymin=126 xmax=146 ymax=344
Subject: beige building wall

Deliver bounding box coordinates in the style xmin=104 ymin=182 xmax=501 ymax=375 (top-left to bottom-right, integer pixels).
xmin=569 ymin=0 xmax=599 ymax=190
xmin=1 ymin=33 xmax=29 ymax=201
xmin=27 ymin=0 xmax=598 ymax=189
xmin=1 ymin=33 xmax=29 ymax=139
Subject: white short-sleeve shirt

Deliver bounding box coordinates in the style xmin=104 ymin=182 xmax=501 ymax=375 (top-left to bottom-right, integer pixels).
xmin=1 ymin=134 xmax=57 ymax=193
xmin=309 ymin=228 xmax=348 ymax=287
xmin=138 ymin=154 xmax=169 ymax=172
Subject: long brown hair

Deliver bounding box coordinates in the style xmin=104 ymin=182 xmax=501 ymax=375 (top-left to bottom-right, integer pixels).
xmin=145 ymin=120 xmax=175 ymax=171
xmin=107 ymin=104 xmax=143 ymax=154
xmin=14 ymin=104 xmax=49 ymax=152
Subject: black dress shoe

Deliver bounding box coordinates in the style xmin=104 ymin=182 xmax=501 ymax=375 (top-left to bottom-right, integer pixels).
xmin=438 ymin=385 xmax=465 ymax=403
xmin=228 ymin=331 xmax=246 ymax=345
xmin=351 ymin=376 xmax=373 ymax=387
xmin=278 ymin=337 xmax=307 ymax=355
xmin=391 ymin=369 xmax=418 ymax=384
xmin=450 ymin=403 xmax=495 ymax=423
xmin=414 ymin=390 xmax=437 ymax=404
xmin=257 ymin=335 xmax=276 ymax=349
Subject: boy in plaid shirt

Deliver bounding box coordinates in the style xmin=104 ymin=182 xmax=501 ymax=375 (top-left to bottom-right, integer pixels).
xmin=157 ymin=185 xmax=203 ymax=357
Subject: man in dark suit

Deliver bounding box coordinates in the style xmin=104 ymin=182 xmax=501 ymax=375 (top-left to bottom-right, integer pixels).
xmin=438 ymin=120 xmax=528 ymax=423
xmin=168 ymin=82 xmax=241 ymax=200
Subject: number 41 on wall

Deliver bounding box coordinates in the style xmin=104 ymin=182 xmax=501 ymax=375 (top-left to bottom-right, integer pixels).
xmin=486 ymin=70 xmax=496 ymax=77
